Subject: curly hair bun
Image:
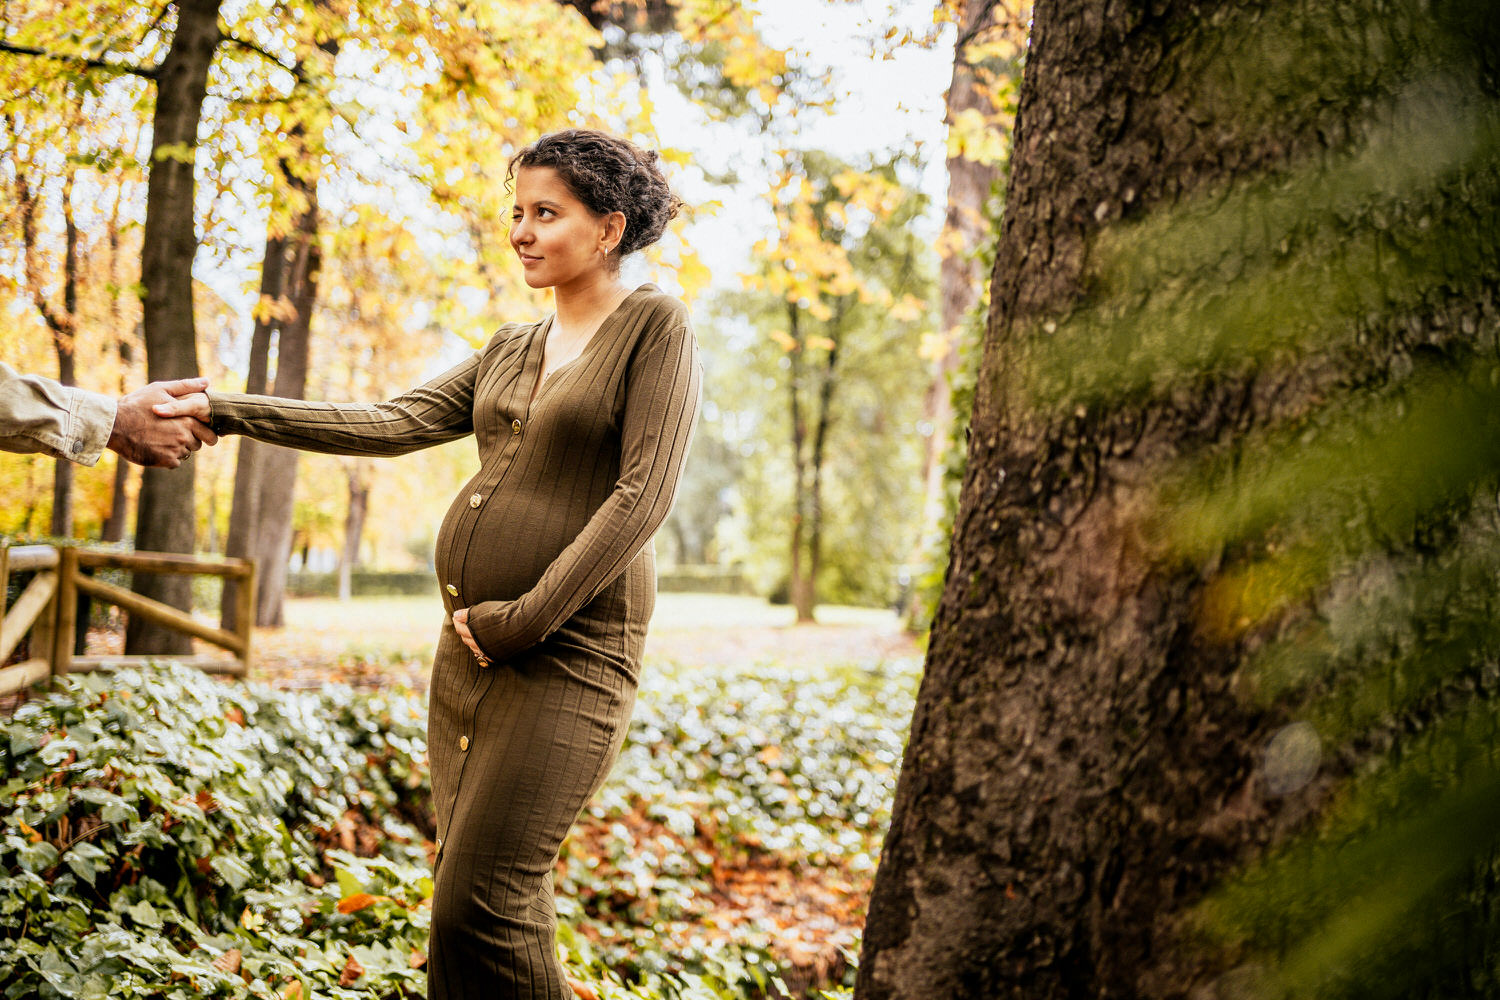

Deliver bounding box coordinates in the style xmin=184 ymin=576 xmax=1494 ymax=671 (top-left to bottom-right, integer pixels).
xmin=508 ymin=129 xmax=683 ymax=260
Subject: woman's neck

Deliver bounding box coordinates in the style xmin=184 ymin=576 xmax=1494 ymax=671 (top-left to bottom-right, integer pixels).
xmin=552 ymin=270 xmax=631 ymax=335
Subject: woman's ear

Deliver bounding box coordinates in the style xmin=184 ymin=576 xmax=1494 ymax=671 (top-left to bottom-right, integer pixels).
xmin=604 ymin=211 xmax=627 ymax=254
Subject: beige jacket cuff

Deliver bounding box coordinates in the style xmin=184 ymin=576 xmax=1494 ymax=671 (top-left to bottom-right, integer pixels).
xmin=67 ymin=388 xmax=117 ymax=466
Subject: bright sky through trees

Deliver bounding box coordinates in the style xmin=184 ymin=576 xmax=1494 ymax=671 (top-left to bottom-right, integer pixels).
xmin=185 ymin=0 xmax=956 ymax=367
xmin=653 ymin=0 xmax=953 ymax=294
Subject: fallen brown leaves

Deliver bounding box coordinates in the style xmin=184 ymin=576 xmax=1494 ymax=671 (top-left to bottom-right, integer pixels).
xmin=563 ymin=802 xmax=869 ymax=990
xmin=337 ymin=953 xmax=364 ymax=987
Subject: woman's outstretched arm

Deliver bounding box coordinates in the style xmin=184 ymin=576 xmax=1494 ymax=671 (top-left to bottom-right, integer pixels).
xmin=167 ymin=352 xmax=482 ymax=457
xmin=464 ymin=315 xmax=701 ymax=661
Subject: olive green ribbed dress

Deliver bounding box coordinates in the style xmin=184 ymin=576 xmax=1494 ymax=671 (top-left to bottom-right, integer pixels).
xmin=207 ymin=284 xmax=701 ymax=998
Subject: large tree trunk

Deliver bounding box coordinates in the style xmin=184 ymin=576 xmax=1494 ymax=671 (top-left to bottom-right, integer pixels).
xmin=914 ymin=0 xmax=1006 ymax=557
xmin=856 ymin=1 xmax=1496 ymax=996
xmin=127 ymin=0 xmax=222 ymax=655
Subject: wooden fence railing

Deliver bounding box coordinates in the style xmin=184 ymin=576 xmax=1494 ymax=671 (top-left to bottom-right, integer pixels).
xmin=0 ymin=543 xmax=256 ymax=698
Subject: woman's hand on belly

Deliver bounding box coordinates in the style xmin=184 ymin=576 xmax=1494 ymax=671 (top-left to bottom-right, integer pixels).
xmin=450 ymin=608 xmax=491 ymax=666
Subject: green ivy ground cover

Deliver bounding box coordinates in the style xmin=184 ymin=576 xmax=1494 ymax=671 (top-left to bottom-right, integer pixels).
xmin=1 ymin=656 xmax=917 ymax=1000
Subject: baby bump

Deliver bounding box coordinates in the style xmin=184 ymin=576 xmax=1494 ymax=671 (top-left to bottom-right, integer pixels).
xmin=434 ymin=477 xmax=602 ymax=606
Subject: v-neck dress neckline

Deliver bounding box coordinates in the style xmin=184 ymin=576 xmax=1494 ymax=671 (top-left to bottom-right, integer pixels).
xmin=527 ymin=284 xmax=648 ymax=409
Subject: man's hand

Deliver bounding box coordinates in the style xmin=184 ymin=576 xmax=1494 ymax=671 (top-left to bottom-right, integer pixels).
xmin=108 ymin=377 xmax=218 ymax=468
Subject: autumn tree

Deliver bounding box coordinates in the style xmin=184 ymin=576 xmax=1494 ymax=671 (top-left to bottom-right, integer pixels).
xmin=0 ymin=0 xmax=235 ymax=651
xmin=5 ymin=101 xmax=101 ymax=538
xmin=305 ymin=209 xmax=447 ymax=601
xmin=219 ymin=0 xmax=341 ymax=629
xmin=731 ymin=151 xmax=934 ymax=620
xmin=858 ymin=0 xmax=1500 ymax=997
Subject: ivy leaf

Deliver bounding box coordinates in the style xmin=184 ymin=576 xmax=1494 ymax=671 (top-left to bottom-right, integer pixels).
xmin=210 ymin=853 xmax=254 ymax=892
xmin=17 ymin=839 xmax=59 ymax=873
xmin=334 ymin=867 xmax=364 ymax=898
xmin=64 ymin=841 xmax=109 ymax=886
xmin=127 ymin=899 xmax=163 ymax=929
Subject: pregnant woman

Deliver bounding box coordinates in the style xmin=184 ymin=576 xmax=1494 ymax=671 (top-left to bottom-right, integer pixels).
xmin=164 ymin=129 xmax=700 ymax=997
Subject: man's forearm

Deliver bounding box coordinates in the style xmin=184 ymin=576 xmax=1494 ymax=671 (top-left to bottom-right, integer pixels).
xmin=0 ymin=362 xmax=117 ymax=465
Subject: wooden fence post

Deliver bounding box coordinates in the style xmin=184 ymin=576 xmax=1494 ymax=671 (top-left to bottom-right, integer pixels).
xmin=52 ymin=546 xmax=77 ymax=676
xmin=28 ymin=557 xmax=56 ymax=684
xmin=236 ymin=560 xmax=256 ymax=676
xmin=0 ymin=541 xmax=9 ymax=621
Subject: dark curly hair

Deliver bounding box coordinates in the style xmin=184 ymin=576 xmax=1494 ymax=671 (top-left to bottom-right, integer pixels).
xmin=507 ymin=129 xmax=682 ymax=264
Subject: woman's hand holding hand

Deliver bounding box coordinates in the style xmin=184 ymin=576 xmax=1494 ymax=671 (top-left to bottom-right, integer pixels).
xmin=451 ymin=608 xmax=490 ymax=666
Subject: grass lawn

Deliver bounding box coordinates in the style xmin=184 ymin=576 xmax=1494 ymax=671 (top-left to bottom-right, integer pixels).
xmin=252 ymin=592 xmax=919 ymax=689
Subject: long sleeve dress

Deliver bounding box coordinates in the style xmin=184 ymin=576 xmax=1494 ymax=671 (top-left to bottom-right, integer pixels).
xmin=207 ymin=284 xmax=701 ymax=999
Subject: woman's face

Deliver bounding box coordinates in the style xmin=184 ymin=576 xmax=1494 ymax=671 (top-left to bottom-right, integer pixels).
xmin=509 ymin=165 xmax=617 ymax=290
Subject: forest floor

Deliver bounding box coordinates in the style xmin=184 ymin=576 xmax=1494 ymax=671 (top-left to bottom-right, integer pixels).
xmin=242 ymin=591 xmax=919 ymax=994
xmin=62 ymin=592 xmax=920 ymax=994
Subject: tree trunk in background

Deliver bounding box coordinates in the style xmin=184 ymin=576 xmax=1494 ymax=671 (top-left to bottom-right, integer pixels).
xmin=127 ymin=0 xmax=221 ymax=655
xmin=855 ymin=0 xmax=1493 ymax=995
xmin=807 ymin=333 xmax=837 ymax=616
xmin=102 ymin=195 xmax=135 ymax=545
xmin=337 ymin=459 xmax=371 ymax=602
xmin=786 ymin=303 xmax=815 ymax=623
xmin=101 ymin=452 xmax=131 ymax=543
xmin=252 ymin=190 xmax=318 ymax=627
xmin=219 ymin=237 xmax=281 ymax=631
xmin=48 ymin=338 xmax=76 ymax=538
xmin=913 ymin=0 xmax=1006 ymax=559
xmin=16 ymin=164 xmax=81 ymax=538
xmin=47 ymin=171 xmax=80 ymax=539
xmin=226 ymin=17 xmax=338 ymax=630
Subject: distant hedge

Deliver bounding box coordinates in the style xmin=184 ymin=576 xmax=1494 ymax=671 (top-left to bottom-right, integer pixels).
xmin=655 ymin=565 xmax=751 ymax=594
xmin=287 ymin=566 xmax=752 ymax=599
xmin=285 ymin=571 xmax=436 ymax=598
